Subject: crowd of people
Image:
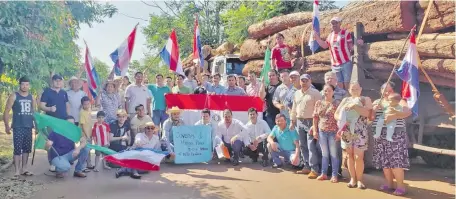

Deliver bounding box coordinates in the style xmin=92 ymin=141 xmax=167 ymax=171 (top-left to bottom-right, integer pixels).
xmin=3 ymin=16 xmax=411 ymax=196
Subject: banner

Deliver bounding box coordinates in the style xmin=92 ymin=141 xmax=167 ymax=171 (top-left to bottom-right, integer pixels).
xmin=172 ymin=125 xmax=212 ymax=164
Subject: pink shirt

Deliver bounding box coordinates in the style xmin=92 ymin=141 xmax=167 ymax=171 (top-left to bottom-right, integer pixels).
xmin=246 ymin=82 xmax=261 ymax=97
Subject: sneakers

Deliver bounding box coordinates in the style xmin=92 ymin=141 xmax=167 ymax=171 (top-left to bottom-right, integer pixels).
xmin=272 ymin=163 xmax=282 ymax=168
xmin=49 ymin=165 xmax=56 ymax=172
xmin=307 ymin=171 xmax=318 ymax=179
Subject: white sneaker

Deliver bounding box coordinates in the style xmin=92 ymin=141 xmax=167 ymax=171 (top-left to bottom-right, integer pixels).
xmin=49 ymin=165 xmax=56 ymax=172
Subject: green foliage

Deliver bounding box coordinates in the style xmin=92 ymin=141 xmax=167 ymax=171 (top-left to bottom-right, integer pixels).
xmin=93 ymin=58 xmax=110 ymax=84
xmin=129 ymin=55 xmax=174 ymax=83
xmin=0 ymin=1 xmax=117 ymax=93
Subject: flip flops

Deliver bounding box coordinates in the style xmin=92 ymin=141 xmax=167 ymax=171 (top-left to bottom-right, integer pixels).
xmin=379 ymin=185 xmax=394 ymax=192
xmin=393 ymin=188 xmax=407 ymax=196
xmin=21 ymin=171 xmax=34 ymax=176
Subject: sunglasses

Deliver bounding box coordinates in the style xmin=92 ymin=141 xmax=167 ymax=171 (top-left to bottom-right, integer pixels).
xmin=146 ymin=127 xmax=155 ymax=130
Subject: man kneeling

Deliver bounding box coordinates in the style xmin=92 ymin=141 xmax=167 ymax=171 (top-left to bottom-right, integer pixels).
xmin=46 ymin=116 xmax=89 ymax=178
xmin=267 ymin=114 xmax=300 ymax=168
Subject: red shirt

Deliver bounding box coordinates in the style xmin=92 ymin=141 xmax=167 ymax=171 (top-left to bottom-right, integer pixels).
xmin=271 ymin=44 xmax=292 ymax=69
xmin=326 ymin=29 xmax=352 ymax=66
xmin=92 ymin=122 xmax=110 ymax=146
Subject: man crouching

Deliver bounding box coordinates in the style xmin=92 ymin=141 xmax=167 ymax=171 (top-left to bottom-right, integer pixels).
xmin=267 ymin=114 xmax=300 ymax=168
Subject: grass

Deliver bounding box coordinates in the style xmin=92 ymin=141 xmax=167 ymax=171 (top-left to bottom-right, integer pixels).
xmin=0 ymin=121 xmax=13 ymax=165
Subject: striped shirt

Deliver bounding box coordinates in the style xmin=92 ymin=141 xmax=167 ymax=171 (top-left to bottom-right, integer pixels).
xmin=92 ymin=122 xmax=111 ymax=146
xmin=372 ymin=100 xmax=405 ymax=128
xmin=326 ymin=29 xmax=352 ymax=67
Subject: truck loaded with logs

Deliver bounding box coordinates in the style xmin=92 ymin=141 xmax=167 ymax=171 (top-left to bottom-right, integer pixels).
xmin=183 ymin=1 xmax=455 ymax=168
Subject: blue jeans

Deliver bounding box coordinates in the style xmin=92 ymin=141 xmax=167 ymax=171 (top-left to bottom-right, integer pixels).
xmin=308 ymin=133 xmax=322 ymax=173
xmin=153 ymin=110 xmax=168 ymax=137
xmin=297 ymin=119 xmax=311 ymax=169
xmin=333 ymin=61 xmax=353 ymax=83
xmin=51 ymin=147 xmax=89 ymax=174
xmin=221 ymin=135 xmax=243 ymax=160
xmin=319 ymin=131 xmax=339 ymax=177
xmin=270 ymin=148 xmax=296 ymax=166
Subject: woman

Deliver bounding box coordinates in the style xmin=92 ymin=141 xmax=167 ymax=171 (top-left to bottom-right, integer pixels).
xmin=335 ymin=82 xmax=372 ymax=189
xmin=371 ymin=82 xmax=411 ymax=196
xmin=97 ymin=81 xmax=121 ymax=124
xmin=313 ymin=84 xmax=340 ymax=182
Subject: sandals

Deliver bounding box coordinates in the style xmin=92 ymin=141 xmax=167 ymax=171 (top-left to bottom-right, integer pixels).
xmin=393 ymin=188 xmax=407 ymax=196
xmin=93 ymin=169 xmax=100 ymax=172
xmin=316 ymin=175 xmax=328 ymax=181
xmin=357 ymin=182 xmax=366 ymax=190
xmin=82 ymin=168 xmax=91 ymax=173
xmin=347 ymin=183 xmax=357 ymax=188
xmin=21 ymin=171 xmax=34 ymax=176
xmin=379 ymin=185 xmax=394 ymax=192
xmin=330 ymin=176 xmax=338 ymax=183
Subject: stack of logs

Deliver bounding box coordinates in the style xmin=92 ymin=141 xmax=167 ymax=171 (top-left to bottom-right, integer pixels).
xmin=182 ymin=42 xmax=239 ymax=72
xmin=239 ymin=1 xmax=455 ymax=87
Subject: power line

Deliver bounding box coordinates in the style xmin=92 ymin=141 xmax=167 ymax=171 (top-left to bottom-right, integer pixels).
xmin=118 ymin=12 xmax=149 ymax=22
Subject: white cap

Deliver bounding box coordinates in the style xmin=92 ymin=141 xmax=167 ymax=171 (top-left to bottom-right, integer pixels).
xmin=290 ymin=71 xmax=300 ymax=77
xmin=330 ymin=17 xmax=342 ymax=22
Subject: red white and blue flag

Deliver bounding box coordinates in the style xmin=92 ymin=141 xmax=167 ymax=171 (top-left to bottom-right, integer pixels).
xmin=395 ymin=26 xmax=420 ymax=117
xmin=110 ymin=24 xmax=137 ymax=76
xmin=308 ymin=0 xmax=320 ymax=54
xmin=84 ymin=41 xmax=100 ymax=98
xmin=193 ymin=17 xmax=204 ymax=67
xmin=104 ymin=149 xmax=168 ymax=171
xmin=165 ymin=94 xmax=264 ymax=125
xmin=160 ymin=29 xmax=184 ymax=75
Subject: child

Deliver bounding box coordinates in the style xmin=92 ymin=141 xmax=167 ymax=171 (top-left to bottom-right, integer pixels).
xmin=374 ymin=93 xmax=403 ymax=141
xmin=79 ymin=96 xmax=95 ymax=170
xmin=92 ymin=111 xmax=111 ymax=171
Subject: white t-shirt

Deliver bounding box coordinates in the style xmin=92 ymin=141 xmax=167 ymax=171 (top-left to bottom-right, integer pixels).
xmin=125 ymin=84 xmax=151 ymax=114
xmin=67 ymin=90 xmax=86 ymax=122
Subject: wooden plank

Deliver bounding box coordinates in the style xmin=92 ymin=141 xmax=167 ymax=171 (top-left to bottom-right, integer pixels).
xmin=413 ymin=144 xmax=456 ymax=156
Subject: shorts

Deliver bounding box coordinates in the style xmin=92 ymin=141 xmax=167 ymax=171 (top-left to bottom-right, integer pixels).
xmin=13 ymin=127 xmax=33 ymax=155
xmin=332 ymin=61 xmax=353 ymax=83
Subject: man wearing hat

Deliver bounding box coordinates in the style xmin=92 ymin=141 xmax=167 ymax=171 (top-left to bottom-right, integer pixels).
xmin=290 ymin=74 xmax=322 ymax=178
xmin=313 ymin=16 xmax=362 ymax=90
xmin=67 ymin=76 xmax=86 ymax=126
xmin=162 ymin=106 xmax=185 ymax=155
xmin=40 ymin=74 xmax=70 ymax=120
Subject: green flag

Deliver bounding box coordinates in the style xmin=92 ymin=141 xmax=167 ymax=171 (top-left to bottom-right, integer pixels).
xmin=260 ymin=47 xmax=271 ymax=85
xmin=87 ymin=144 xmax=117 ymax=155
xmin=34 ymin=112 xmax=82 ymax=142
xmin=34 ymin=131 xmax=47 ymax=150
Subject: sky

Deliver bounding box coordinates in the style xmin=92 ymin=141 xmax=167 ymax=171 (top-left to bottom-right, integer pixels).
xmin=76 ymin=1 xmax=350 ymax=66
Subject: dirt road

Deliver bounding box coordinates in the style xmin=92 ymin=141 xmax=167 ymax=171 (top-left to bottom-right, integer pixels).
xmin=2 ymin=150 xmax=454 ymax=199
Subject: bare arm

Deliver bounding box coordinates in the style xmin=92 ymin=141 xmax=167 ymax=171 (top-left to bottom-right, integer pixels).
xmin=3 ymin=93 xmax=15 ymax=133
xmin=39 ymin=102 xmax=51 ymax=112
xmin=314 ymin=31 xmax=329 ymax=49
xmin=352 ymin=97 xmax=373 ymax=117
xmin=45 ymin=140 xmax=53 ymax=151
xmin=267 ymin=134 xmax=275 ymax=144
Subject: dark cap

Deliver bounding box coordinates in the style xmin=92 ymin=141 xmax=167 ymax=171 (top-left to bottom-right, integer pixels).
xmin=52 ymin=74 xmax=63 ymax=81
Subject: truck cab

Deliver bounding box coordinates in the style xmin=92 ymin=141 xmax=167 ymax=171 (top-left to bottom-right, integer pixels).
xmin=210 ymin=54 xmax=247 ymax=87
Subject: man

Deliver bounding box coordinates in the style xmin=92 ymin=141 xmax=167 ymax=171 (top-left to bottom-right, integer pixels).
xmin=67 ymin=76 xmax=86 ymax=126
xmin=148 ymin=74 xmax=171 ymax=128
xmin=237 ymin=76 xmax=247 ymax=91
xmin=313 ymin=17 xmax=362 ymax=89
xmin=109 ymin=109 xmax=131 ymax=153
xmin=162 ymin=106 xmax=185 ymax=155
xmin=246 ymin=71 xmax=261 ymax=97
xmin=242 ymin=108 xmax=271 ymax=167
xmin=183 ymin=68 xmax=198 ymax=91
xmin=46 ymin=116 xmax=89 ymax=178
xmin=201 ymin=73 xmax=212 ymax=89
xmin=40 ymin=74 xmax=70 ymax=119
xmin=259 ymin=69 xmax=281 ymax=129
xmin=215 ymin=109 xmax=246 ymax=166
xmin=271 ymin=33 xmax=293 ymax=71
xmin=207 ymin=73 xmax=226 ymax=95
xmin=166 ymin=76 xmax=174 ymax=89
xmin=125 ymin=72 xmax=152 ymax=118
xmin=172 ymin=74 xmax=192 ymax=94
xmin=225 ymin=74 xmax=246 ymax=96
xmin=283 ymin=71 xmax=301 ymax=116
xmin=267 ymin=114 xmax=300 ymax=168
xmin=273 ymin=70 xmax=294 ymax=121
xmin=323 ymin=71 xmax=347 ymax=101
xmin=290 ymin=74 xmax=322 ymax=178
xmin=195 ymin=108 xmax=217 ymax=144
xmin=116 ymin=122 xmax=161 ymax=179
xmin=322 ymin=71 xmax=346 ymax=178
xmin=4 ymin=76 xmax=36 ymax=177
xmin=130 ymin=104 xmax=153 ymax=143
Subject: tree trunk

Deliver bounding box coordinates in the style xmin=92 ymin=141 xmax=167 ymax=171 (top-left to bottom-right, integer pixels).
xmin=365 ymin=38 xmax=455 ymax=59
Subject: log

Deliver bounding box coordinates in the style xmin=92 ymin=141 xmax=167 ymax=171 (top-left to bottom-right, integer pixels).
xmin=242 ymin=59 xmax=264 ymax=76
xmin=368 ymin=69 xmax=455 ymax=88
xmin=416 ymin=0 xmax=456 ymax=33
xmin=202 ymin=45 xmax=212 ymax=59
xmin=248 ymin=12 xmax=313 ymax=39
xmin=413 ymin=144 xmax=456 ymax=156
xmin=365 ymin=39 xmax=455 ymax=59
xmin=370 ymin=62 xmax=455 ymax=80
xmin=387 ymin=32 xmax=456 ymax=40
xmin=239 ymin=39 xmax=267 ymax=61
xmin=216 ymin=42 xmax=235 ymax=55
xmin=366 ymin=55 xmax=455 ymax=74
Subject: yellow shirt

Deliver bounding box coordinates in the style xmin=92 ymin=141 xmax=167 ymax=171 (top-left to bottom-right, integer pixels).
xmin=291 ymin=88 xmax=322 ymax=120
xmin=79 ymin=109 xmax=93 ymax=138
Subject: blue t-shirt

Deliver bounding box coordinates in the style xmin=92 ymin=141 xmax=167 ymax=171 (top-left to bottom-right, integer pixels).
xmin=207 ymin=84 xmax=226 ymax=94
xmin=270 ymin=126 xmax=298 ymax=151
xmin=40 ymin=88 xmax=69 ymax=119
xmin=148 ymin=84 xmax=170 ymax=110
xmin=48 ymin=131 xmax=75 ymax=160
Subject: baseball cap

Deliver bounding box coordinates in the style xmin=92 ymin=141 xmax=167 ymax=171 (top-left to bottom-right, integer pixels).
xmin=300 ymin=74 xmax=311 ymax=80
xmin=290 ymin=71 xmax=300 ymax=77
xmin=330 ymin=17 xmax=342 ymax=22
xmin=52 ymin=74 xmax=63 ymax=81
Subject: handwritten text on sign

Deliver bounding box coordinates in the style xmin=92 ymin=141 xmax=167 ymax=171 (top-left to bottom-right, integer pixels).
xmin=172 ymin=125 xmax=212 ymax=164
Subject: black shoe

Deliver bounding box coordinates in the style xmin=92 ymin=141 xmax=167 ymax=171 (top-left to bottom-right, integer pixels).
xmin=261 ymin=160 xmax=269 ymax=167
xmin=252 ymin=158 xmax=258 ymax=163
xmin=130 ymin=173 xmax=141 ymax=179
xmin=115 ymin=172 xmax=121 ymax=178
xmin=231 ymin=158 xmax=239 ymax=166
xmin=224 ymin=159 xmax=231 ymax=163
xmin=272 ymin=163 xmax=282 ymax=168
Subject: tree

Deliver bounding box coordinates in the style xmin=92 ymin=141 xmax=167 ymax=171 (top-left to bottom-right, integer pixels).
xmin=92 ymin=58 xmax=110 ymax=85
xmin=128 ymin=55 xmax=174 ymax=84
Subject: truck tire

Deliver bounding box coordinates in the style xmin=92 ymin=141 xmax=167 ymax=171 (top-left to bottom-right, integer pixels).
xmin=419 ymin=134 xmax=455 ymax=169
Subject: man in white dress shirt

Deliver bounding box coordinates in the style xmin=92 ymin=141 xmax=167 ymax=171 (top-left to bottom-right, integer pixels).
xmin=215 ymin=109 xmax=246 ymax=166
xmin=242 ymin=108 xmax=271 ymax=167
